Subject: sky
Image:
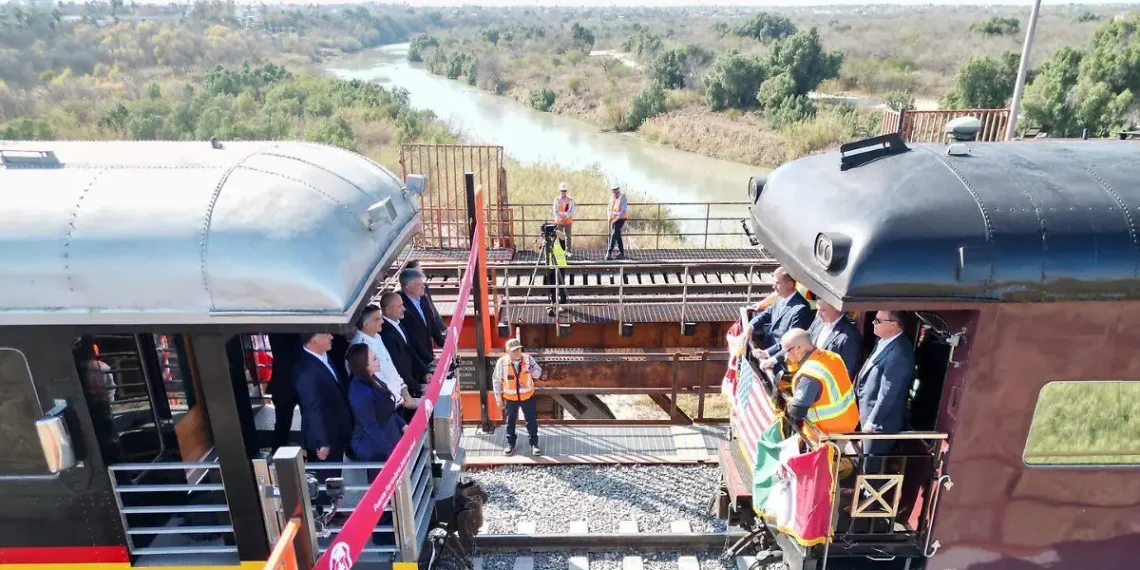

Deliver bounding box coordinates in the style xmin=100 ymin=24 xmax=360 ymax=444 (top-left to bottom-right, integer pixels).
xmin=397 ymin=0 xmax=1140 ymax=5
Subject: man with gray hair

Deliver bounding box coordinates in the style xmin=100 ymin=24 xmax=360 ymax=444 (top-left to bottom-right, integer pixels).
xmin=399 ymin=268 xmax=446 ymax=368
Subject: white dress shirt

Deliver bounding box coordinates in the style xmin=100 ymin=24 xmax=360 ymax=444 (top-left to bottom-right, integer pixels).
xmin=349 ymin=330 xmax=406 ymax=406
xmin=869 ymin=332 xmax=903 ymax=361
xmin=814 ymin=318 xmax=837 ymax=349
xmin=384 ymin=316 xmax=407 ymax=342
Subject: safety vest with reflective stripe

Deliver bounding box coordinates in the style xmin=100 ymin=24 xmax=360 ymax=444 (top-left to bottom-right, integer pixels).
xmin=549 ymin=240 xmax=568 ymax=268
xmin=555 ymin=195 xmax=575 ymax=224
xmin=502 ymin=355 xmax=536 ymax=401
xmin=610 ymin=195 xmax=627 ymax=221
xmin=793 ymin=349 xmax=858 ymax=437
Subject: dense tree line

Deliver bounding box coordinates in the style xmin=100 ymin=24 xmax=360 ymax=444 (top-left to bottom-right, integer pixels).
xmin=943 ymin=13 xmax=1140 ymax=137
xmin=0 ymin=1 xmax=447 ymax=89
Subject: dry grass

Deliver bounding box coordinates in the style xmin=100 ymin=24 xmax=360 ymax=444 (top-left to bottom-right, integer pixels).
xmin=638 ymin=107 xmax=791 ymax=166
xmin=1023 ymin=381 xmax=1140 ymax=466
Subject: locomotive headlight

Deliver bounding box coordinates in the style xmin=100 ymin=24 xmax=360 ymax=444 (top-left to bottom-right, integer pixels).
xmin=814 ymin=232 xmax=851 ymax=271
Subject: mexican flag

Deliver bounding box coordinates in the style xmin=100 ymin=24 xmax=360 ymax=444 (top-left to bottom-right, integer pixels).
xmin=752 ymin=421 xmax=837 ymax=547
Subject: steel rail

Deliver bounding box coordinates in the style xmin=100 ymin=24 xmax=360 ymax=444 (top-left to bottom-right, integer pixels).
xmin=475 ymin=530 xmax=747 ymax=551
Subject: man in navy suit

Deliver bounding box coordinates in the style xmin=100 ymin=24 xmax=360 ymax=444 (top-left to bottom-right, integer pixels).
xmin=855 ymin=310 xmax=915 ymax=462
xmin=294 ymin=332 xmax=353 ymax=494
xmin=759 ymin=298 xmax=862 ymax=380
xmin=750 ymin=267 xmax=813 ymax=356
xmin=399 ymin=269 xmax=446 ymax=368
xmin=379 ymin=292 xmax=431 ymax=397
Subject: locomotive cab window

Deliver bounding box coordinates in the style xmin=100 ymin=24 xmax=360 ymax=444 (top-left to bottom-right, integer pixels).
xmin=0 ymin=348 xmax=50 ymax=475
xmin=1023 ymin=381 xmax=1140 ymax=466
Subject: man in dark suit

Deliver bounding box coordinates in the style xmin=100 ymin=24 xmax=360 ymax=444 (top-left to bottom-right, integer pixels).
xmin=759 ymin=298 xmax=862 ymax=380
xmin=399 ymin=268 xmax=446 ymax=366
xmin=266 ymin=333 xmax=303 ymax=452
xmin=855 ymin=310 xmax=915 ymax=462
xmin=407 ymin=259 xmax=447 ymax=333
xmin=293 ymin=332 xmax=353 ymax=496
xmin=750 ymin=267 xmax=813 ymax=356
xmin=379 ymin=292 xmax=431 ymax=398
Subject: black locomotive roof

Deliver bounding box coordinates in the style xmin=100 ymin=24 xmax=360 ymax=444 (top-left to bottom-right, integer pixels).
xmin=750 ymin=139 xmax=1140 ymax=306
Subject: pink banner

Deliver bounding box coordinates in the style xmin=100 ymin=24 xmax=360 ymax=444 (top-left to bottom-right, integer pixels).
xmin=313 ymin=223 xmax=481 ymax=570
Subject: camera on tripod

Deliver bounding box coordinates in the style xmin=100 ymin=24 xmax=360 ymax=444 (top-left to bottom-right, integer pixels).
xmin=540 ymin=222 xmax=558 ymax=242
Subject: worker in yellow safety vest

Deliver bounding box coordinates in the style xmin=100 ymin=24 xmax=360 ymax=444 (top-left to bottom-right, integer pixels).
xmin=493 ymin=338 xmax=543 ymax=456
xmin=778 ymin=328 xmax=859 ymax=440
xmin=542 ymin=227 xmax=570 ymax=316
xmin=552 ymin=182 xmax=576 ymax=256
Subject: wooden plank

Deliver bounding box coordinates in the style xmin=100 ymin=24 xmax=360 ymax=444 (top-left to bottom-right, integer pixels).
xmin=518 ymin=521 xmax=537 ymax=534
xmin=622 ymin=557 xmax=643 ymax=570
xmin=569 ymin=520 xmax=588 ymax=534
xmin=569 ymin=557 xmax=589 ymax=570
xmin=670 ymin=520 xmax=692 ymax=533
xmin=678 ymin=557 xmax=700 ymax=570
xmin=619 ymin=520 xmax=639 ymax=533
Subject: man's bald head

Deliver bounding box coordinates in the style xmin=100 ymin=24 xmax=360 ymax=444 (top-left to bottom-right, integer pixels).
xmin=780 ymin=328 xmax=813 ymax=366
xmin=781 ymin=328 xmax=812 ymax=351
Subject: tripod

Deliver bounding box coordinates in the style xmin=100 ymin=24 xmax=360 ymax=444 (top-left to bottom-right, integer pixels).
xmin=521 ymin=230 xmax=567 ymax=317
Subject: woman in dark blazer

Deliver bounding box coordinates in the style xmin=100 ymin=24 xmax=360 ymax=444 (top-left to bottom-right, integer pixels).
xmin=346 ymin=344 xmax=407 ymax=483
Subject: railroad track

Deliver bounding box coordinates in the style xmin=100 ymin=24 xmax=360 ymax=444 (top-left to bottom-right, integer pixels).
xmin=476 ymin=519 xmax=746 ymax=551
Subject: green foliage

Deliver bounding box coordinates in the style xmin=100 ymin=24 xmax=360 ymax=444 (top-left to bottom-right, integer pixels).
xmin=1076 ymin=11 xmax=1101 ymax=23
xmin=882 ymin=90 xmax=916 ymax=112
xmin=1021 ymin=15 xmax=1140 ymax=137
xmin=622 ymin=28 xmax=662 ymax=58
xmin=203 ymin=61 xmax=291 ymax=97
xmin=970 ymin=16 xmax=1021 ymax=36
xmin=408 ymin=34 xmax=440 ymax=63
xmin=570 ymin=22 xmax=594 ymax=48
xmin=765 ymin=28 xmax=843 ymax=96
xmin=0 ymin=117 xmax=54 ymax=140
xmin=703 ymin=51 xmax=768 ymax=111
xmin=734 ymin=12 xmax=798 ymax=44
xmin=943 ymin=52 xmax=1019 ymax=109
xmin=306 ymin=115 xmax=356 ymax=150
xmin=482 ymin=29 xmax=501 ymax=45
xmin=626 ymin=84 xmax=667 ymax=130
xmin=530 ymin=88 xmax=556 ymax=111
xmin=648 ymin=44 xmax=713 ymax=90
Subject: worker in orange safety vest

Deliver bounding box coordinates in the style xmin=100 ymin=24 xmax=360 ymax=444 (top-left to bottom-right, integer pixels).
xmin=778 ymin=328 xmax=859 ymax=441
xmin=493 ymin=338 xmax=544 ymax=456
xmin=552 ymin=182 xmax=576 ymax=256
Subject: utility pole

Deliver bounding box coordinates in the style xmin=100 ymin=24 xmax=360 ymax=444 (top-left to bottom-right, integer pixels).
xmin=1005 ymin=0 xmax=1043 ymax=141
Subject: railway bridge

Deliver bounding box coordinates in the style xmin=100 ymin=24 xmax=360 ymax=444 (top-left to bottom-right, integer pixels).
xmin=370 ymin=144 xmax=775 ymax=463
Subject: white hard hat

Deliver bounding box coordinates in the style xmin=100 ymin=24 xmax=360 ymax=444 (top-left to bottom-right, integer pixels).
xmin=559 ymin=182 xmax=568 ymax=191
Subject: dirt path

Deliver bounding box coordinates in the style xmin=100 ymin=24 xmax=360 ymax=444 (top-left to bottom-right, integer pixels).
xmin=589 ymin=49 xmax=642 ymax=71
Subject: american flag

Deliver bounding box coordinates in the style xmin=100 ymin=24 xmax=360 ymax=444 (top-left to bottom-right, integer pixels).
xmin=730 ymin=352 xmax=778 ymax=467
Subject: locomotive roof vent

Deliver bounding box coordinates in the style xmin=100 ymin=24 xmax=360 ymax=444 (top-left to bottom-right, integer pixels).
xmin=839 ymin=133 xmax=909 ymax=171
xmin=0 ymin=148 xmax=61 ymax=169
xmin=947 ymin=143 xmax=970 ymax=157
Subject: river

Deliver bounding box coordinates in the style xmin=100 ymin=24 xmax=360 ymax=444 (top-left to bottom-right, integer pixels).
xmin=327 ymin=43 xmax=765 ymax=211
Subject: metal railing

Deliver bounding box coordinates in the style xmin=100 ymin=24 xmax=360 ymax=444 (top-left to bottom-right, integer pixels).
xmin=456 ymin=349 xmax=732 ymax=424
xmin=495 ymin=261 xmax=778 ymax=325
xmin=883 ymin=108 xmax=1011 ymax=143
xmin=510 ymin=201 xmax=752 ymax=249
xmin=265 ymin=519 xmax=301 ymax=570
xmin=303 ymin=432 xmax=434 ymax=562
xmin=108 ymin=460 xmax=236 ymax=558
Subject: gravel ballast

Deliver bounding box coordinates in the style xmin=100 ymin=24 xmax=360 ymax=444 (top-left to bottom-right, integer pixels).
xmin=472 ymin=551 xmax=787 ymax=570
xmin=468 ymin=465 xmax=727 ymax=534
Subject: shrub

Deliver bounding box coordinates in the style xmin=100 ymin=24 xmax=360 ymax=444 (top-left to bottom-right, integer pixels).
xmin=530 ymin=88 xmax=555 ymax=111
xmin=626 ymin=84 xmax=666 ymax=130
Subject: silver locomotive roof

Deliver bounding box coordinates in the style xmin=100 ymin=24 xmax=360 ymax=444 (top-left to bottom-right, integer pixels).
xmin=0 ymin=140 xmax=421 ymax=326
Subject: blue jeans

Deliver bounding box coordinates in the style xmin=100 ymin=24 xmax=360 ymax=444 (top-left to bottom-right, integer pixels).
xmin=608 ymin=219 xmax=626 ymax=255
xmin=504 ymin=398 xmax=538 ymax=447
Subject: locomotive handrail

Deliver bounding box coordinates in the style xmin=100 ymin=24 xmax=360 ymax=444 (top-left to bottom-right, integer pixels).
xmin=265 ymin=518 xmax=301 ymax=570
xmin=923 ymin=474 xmax=953 ymax=557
